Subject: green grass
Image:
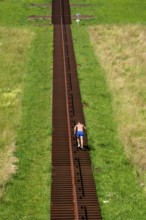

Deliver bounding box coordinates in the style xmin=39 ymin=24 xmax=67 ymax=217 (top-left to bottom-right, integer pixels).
xmin=72 ymin=24 xmax=146 ymax=220
xmin=71 ymin=0 xmax=146 ymax=25
xmin=71 ymin=1 xmax=146 ymax=217
xmin=0 ymin=27 xmax=34 ymax=197
xmin=0 ymin=0 xmax=53 ymax=219
xmin=0 ymin=27 xmax=53 ymax=220
xmin=0 ymin=0 xmax=51 ymax=26
xmin=71 ymin=1 xmax=146 ymax=218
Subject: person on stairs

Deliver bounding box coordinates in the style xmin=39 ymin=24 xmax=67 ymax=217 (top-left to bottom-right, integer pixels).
xmin=74 ymin=121 xmax=86 ymax=149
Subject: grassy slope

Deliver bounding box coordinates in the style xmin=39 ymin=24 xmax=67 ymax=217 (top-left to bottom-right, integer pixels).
xmin=72 ymin=0 xmax=146 ymax=219
xmin=0 ymin=28 xmax=52 ymax=220
xmin=1 ymin=0 xmax=146 ymax=220
xmin=72 ymin=26 xmax=146 ymax=219
xmin=0 ymin=0 xmax=52 ymax=219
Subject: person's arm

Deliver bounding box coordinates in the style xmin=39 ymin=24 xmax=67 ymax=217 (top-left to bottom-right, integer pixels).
xmin=83 ymin=125 xmax=86 ymax=130
xmin=74 ymin=125 xmax=77 ymax=134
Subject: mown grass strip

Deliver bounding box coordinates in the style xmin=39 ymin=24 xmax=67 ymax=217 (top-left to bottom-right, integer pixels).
xmin=0 ymin=27 xmax=53 ymax=220
xmin=72 ymin=24 xmax=146 ymax=220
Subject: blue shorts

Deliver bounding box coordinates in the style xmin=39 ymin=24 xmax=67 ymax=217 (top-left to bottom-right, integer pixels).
xmin=76 ymin=131 xmax=84 ymax=137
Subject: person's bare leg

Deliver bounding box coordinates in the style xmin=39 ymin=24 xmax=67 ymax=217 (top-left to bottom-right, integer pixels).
xmin=80 ymin=136 xmax=83 ymax=148
xmin=77 ymin=137 xmax=80 ymax=147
